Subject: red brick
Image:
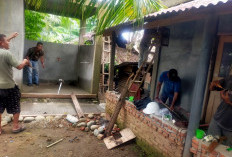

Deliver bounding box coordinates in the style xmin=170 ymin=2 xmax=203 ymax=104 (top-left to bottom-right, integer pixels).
xmin=192 ymin=143 xmax=198 ymax=149
xmin=209 ymin=154 xmax=218 ymax=157
xmin=201 ymin=148 xmax=208 ymax=154
xmin=168 ymin=125 xmax=173 ymax=130
xmin=158 ymin=128 xmax=163 ymax=134
xmin=169 ymin=135 xmax=176 ymax=142
xmin=192 ymin=138 xmax=199 ymax=145
xmin=162 ymin=131 xmax=169 ymax=138
xmin=201 ymin=144 xmax=208 ymax=150
xmin=211 ymin=151 xmax=218 ymax=155
xmin=219 ymin=153 xmax=225 ymax=157
xmin=190 ymin=147 xmax=197 ymax=154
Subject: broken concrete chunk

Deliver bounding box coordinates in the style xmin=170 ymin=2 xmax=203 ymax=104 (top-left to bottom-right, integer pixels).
xmin=100 ymin=113 xmax=106 ymax=117
xmin=1 ymin=120 xmax=8 ymax=127
xmin=77 ymin=122 xmax=87 ymax=127
xmin=24 ymin=117 xmax=35 ymax=123
xmin=91 ymin=125 xmax=100 ymax=131
xmin=46 ymin=116 xmax=54 ymax=122
xmin=88 ymin=114 xmax=94 ymax=119
xmin=98 ymin=126 xmax=105 ymax=134
xmin=94 ymin=129 xmax=99 ymax=136
xmin=97 ymin=134 xmax=104 ymax=140
xmin=87 ymin=121 xmax=95 ymax=127
xmin=66 ymin=114 xmax=78 ymax=123
xmin=54 ymin=115 xmax=63 ymax=120
xmin=3 ymin=116 xmax=12 ymax=123
xmin=79 ymin=118 xmax=87 ymax=122
xmin=19 ymin=116 xmax=24 ymax=122
xmin=59 ymin=124 xmax=63 ymax=128
xmin=35 ymin=115 xmax=45 ymax=121
xmin=85 ymin=127 xmax=90 ymax=132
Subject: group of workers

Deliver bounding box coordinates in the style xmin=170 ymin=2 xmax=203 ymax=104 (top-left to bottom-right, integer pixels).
xmin=0 ymin=30 xmax=231 ymax=147
xmin=138 ymin=29 xmax=232 ymax=146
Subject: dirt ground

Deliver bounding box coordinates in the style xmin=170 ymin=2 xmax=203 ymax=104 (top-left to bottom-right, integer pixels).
xmin=0 ymin=121 xmax=145 ymax=157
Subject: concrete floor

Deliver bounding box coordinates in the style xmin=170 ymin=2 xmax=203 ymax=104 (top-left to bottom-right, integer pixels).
xmin=1 ymin=84 xmax=104 ymax=117
xmin=19 ymin=98 xmax=104 ymax=116
xmin=21 ymin=83 xmax=89 ymax=94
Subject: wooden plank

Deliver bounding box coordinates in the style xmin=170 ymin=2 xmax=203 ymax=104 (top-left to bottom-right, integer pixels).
xmin=71 ymin=93 xmax=85 ymax=118
xmin=205 ymin=91 xmax=221 ymax=123
xmin=21 ymin=93 xmax=97 ymax=99
xmin=104 ymin=128 xmax=136 ymax=149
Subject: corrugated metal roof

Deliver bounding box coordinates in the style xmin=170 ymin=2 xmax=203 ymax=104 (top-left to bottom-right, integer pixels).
xmin=146 ymin=0 xmax=231 ymax=18
xmin=103 ymin=0 xmax=232 ymax=34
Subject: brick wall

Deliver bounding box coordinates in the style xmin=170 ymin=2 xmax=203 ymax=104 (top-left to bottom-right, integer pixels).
xmin=190 ymin=137 xmax=232 ymax=157
xmin=105 ymin=91 xmax=187 ymax=157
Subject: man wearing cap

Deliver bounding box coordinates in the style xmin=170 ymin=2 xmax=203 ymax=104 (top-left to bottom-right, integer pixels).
xmin=155 ymin=69 xmax=181 ymax=110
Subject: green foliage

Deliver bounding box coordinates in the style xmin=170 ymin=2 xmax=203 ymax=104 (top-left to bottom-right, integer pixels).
xmin=25 ymin=10 xmax=46 ymax=40
xmin=25 ymin=0 xmax=164 ymax=35
xmin=25 ymin=10 xmax=80 ymax=44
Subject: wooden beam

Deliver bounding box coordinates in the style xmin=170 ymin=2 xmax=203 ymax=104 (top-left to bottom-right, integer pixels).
xmin=108 ymin=31 xmax=116 ymax=91
xmin=21 ymin=93 xmax=97 ymax=99
xmin=71 ymin=93 xmax=85 ymax=118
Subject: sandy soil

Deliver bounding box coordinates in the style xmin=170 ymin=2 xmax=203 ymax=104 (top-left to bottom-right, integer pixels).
xmin=0 ymin=121 xmax=145 ymax=157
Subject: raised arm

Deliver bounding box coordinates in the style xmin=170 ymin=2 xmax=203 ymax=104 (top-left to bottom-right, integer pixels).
xmin=7 ymin=32 xmax=18 ymax=42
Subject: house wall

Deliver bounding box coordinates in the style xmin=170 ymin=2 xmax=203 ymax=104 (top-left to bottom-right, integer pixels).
xmin=218 ymin=14 xmax=232 ymax=34
xmin=24 ymin=40 xmax=79 ymax=83
xmin=77 ymin=45 xmax=95 ymax=93
xmin=156 ymin=20 xmax=205 ymax=112
xmin=0 ymin=0 xmax=25 ymax=88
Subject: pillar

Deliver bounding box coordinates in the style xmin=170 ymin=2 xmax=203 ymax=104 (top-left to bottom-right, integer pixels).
xmin=183 ymin=15 xmax=218 ymax=157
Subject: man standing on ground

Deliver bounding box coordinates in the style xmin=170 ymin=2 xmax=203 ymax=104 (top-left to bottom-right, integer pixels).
xmin=208 ymin=75 xmax=232 ymax=146
xmin=155 ymin=69 xmax=181 ymax=110
xmin=25 ymin=42 xmax=45 ymax=86
xmin=0 ymin=33 xmax=29 ymax=135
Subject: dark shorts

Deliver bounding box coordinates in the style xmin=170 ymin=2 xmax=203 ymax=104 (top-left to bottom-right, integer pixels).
xmin=0 ymin=85 xmax=21 ymax=114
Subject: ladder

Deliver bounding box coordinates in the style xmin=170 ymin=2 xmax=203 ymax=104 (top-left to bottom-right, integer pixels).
xmin=105 ymin=37 xmax=160 ymax=136
xmin=101 ymin=36 xmax=111 ymax=93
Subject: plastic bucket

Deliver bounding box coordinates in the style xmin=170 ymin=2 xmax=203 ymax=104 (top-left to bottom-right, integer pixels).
xmin=196 ymin=129 xmax=205 ymax=139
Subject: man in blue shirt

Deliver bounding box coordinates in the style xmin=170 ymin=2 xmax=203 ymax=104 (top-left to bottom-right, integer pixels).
xmin=155 ymin=69 xmax=181 ymax=110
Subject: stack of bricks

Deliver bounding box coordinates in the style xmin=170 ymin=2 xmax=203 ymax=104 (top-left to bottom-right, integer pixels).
xmin=190 ymin=137 xmax=232 ymax=157
xmin=105 ymin=91 xmax=187 ymax=157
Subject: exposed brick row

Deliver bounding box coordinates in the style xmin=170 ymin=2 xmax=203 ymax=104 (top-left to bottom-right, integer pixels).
xmin=105 ymin=91 xmax=187 ymax=157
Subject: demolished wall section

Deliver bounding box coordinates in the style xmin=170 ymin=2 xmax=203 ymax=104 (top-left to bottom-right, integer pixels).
xmin=105 ymin=91 xmax=187 ymax=157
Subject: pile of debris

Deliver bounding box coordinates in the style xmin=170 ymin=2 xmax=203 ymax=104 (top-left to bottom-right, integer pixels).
xmin=76 ymin=113 xmax=120 ymax=140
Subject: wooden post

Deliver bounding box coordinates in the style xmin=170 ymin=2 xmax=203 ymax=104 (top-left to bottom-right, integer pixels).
xmin=150 ymin=46 xmax=161 ymax=100
xmin=108 ymin=31 xmax=116 ymax=91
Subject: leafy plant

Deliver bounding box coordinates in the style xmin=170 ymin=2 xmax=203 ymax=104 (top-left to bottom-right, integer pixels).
xmin=25 ymin=10 xmax=46 ymax=40
xmin=25 ymin=0 xmax=164 ymax=35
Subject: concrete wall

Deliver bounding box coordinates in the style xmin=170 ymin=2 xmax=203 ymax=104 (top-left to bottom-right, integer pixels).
xmin=24 ymin=40 xmax=79 ymax=83
xmin=0 ymin=0 xmax=25 ymax=88
xmin=156 ymin=20 xmax=205 ymax=112
xmin=77 ymin=45 xmax=95 ymax=93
